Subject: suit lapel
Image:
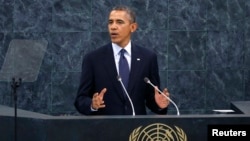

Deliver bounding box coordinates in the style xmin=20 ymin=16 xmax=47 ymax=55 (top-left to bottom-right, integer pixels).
xmin=128 ymin=44 xmax=142 ymax=93
xmin=103 ymin=44 xmax=126 ymax=101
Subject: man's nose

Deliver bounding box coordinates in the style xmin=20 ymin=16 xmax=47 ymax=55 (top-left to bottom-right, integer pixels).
xmin=110 ymin=23 xmax=118 ymax=30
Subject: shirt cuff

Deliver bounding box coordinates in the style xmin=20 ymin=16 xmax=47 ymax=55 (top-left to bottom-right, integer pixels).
xmin=91 ymin=106 xmax=98 ymax=111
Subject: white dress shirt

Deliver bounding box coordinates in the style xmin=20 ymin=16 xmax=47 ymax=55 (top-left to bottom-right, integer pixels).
xmin=112 ymin=41 xmax=132 ymax=74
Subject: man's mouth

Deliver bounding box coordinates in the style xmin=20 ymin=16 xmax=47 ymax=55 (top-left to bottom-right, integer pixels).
xmin=110 ymin=33 xmax=118 ymax=37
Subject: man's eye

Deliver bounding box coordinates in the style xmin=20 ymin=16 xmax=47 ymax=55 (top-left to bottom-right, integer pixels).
xmin=117 ymin=21 xmax=124 ymax=24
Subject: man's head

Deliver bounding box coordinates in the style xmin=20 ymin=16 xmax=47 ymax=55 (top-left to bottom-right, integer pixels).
xmin=108 ymin=5 xmax=138 ymax=47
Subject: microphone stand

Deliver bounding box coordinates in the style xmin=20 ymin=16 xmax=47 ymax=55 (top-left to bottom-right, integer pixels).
xmin=117 ymin=76 xmax=135 ymax=116
xmin=144 ymin=77 xmax=180 ymax=116
xmin=11 ymin=78 xmax=22 ymax=141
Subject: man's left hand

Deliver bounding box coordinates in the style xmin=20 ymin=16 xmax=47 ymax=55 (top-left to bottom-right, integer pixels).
xmin=154 ymin=87 xmax=170 ymax=109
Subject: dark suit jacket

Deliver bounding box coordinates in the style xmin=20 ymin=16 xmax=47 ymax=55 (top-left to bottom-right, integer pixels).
xmin=74 ymin=42 xmax=167 ymax=115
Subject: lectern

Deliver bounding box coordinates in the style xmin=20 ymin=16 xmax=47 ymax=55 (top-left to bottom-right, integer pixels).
xmin=0 ymin=102 xmax=250 ymax=141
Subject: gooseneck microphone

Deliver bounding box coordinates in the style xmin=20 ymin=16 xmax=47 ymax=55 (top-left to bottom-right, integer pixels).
xmin=117 ymin=76 xmax=135 ymax=116
xmin=144 ymin=77 xmax=180 ymax=116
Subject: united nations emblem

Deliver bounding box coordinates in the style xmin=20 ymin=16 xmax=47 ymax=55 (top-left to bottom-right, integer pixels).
xmin=129 ymin=123 xmax=187 ymax=141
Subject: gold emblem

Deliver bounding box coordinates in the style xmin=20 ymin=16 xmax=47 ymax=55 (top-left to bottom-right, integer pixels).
xmin=129 ymin=123 xmax=187 ymax=141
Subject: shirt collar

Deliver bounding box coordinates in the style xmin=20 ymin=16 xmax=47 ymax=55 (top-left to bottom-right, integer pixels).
xmin=112 ymin=41 xmax=132 ymax=56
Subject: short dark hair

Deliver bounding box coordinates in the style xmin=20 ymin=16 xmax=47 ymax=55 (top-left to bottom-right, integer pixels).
xmin=111 ymin=5 xmax=136 ymax=23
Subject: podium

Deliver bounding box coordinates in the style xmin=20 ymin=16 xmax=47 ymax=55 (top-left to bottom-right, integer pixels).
xmin=0 ymin=104 xmax=250 ymax=141
xmin=231 ymin=101 xmax=250 ymax=114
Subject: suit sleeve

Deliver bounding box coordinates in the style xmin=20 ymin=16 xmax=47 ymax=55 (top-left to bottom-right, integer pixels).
xmin=74 ymin=54 xmax=96 ymax=115
xmin=145 ymin=52 xmax=168 ymax=115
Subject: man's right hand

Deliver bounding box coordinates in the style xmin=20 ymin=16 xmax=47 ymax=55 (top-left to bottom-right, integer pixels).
xmin=91 ymin=88 xmax=107 ymax=110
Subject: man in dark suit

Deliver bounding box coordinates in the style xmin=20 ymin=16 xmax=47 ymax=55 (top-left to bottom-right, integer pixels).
xmin=74 ymin=5 xmax=170 ymax=115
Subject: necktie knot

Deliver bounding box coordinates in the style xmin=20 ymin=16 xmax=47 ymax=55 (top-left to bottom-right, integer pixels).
xmin=120 ymin=49 xmax=126 ymax=57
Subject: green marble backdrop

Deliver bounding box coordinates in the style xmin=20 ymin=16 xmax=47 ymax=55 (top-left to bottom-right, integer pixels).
xmin=0 ymin=0 xmax=249 ymax=115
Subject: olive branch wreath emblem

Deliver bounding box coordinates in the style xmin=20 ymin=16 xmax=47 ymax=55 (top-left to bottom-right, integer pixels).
xmin=129 ymin=123 xmax=187 ymax=141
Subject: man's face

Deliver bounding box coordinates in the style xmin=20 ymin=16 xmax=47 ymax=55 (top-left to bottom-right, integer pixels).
xmin=108 ymin=10 xmax=137 ymax=47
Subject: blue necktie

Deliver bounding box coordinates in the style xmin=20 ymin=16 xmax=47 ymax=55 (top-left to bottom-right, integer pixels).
xmin=119 ymin=49 xmax=129 ymax=89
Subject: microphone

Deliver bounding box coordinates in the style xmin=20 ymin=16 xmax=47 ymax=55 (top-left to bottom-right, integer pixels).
xmin=117 ymin=76 xmax=135 ymax=116
xmin=144 ymin=77 xmax=180 ymax=116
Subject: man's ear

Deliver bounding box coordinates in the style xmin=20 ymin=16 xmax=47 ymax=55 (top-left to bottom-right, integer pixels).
xmin=130 ymin=23 xmax=138 ymax=33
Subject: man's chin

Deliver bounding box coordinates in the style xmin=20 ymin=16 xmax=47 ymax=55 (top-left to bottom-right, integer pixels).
xmin=111 ymin=40 xmax=120 ymax=44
